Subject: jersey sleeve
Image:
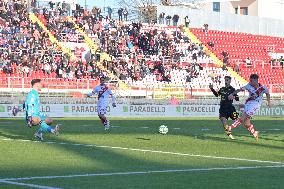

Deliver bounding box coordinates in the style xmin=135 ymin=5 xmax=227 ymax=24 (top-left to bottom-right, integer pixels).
xmin=88 ymin=86 xmax=99 ymax=97
xmin=109 ymin=89 xmax=116 ymax=104
xmin=240 ymin=84 xmax=249 ymax=92
xmin=210 ymin=87 xmax=219 ymax=97
xmin=263 ymin=86 xmax=269 ymax=94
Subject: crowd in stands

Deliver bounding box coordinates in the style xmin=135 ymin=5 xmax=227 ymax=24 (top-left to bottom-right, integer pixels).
xmin=0 ymin=0 xmax=213 ymax=85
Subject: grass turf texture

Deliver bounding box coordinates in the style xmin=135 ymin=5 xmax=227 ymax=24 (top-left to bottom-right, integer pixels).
xmin=0 ymin=117 xmax=283 ymax=189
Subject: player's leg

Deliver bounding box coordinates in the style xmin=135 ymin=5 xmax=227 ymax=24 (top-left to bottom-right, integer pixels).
xmin=34 ymin=113 xmax=59 ymax=140
xmin=226 ymin=103 xmax=249 ymax=132
xmin=243 ymin=105 xmax=260 ymax=140
xmin=220 ymin=116 xmax=234 ymax=139
xmin=97 ymin=106 xmax=109 ymax=130
xmin=227 ymin=112 xmax=247 ymax=132
xmin=219 ymin=117 xmax=227 ymax=128
xmin=219 ymin=108 xmax=228 ymax=129
xmin=98 ymin=114 xmax=109 ymax=129
xmin=219 ymin=108 xmax=234 ymax=139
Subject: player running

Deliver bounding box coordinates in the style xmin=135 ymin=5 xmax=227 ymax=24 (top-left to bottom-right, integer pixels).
xmin=209 ymin=76 xmax=239 ymax=139
xmin=14 ymin=79 xmax=59 ymax=140
xmin=226 ymin=74 xmax=271 ymax=140
xmin=87 ymin=77 xmax=116 ymax=130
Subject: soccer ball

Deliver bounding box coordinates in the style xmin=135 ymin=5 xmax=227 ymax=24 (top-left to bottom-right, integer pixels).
xmin=159 ymin=125 xmax=168 ymax=135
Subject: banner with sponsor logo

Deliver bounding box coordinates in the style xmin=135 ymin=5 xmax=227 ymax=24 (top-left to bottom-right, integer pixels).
xmin=0 ymin=104 xmax=283 ymax=117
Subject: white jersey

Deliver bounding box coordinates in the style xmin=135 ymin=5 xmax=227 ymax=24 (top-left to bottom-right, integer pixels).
xmin=241 ymin=83 xmax=269 ymax=104
xmin=89 ymin=84 xmax=115 ymax=107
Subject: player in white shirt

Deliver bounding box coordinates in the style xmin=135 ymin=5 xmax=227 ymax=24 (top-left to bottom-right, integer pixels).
xmin=226 ymin=74 xmax=271 ymax=140
xmin=87 ymin=77 xmax=116 ymax=130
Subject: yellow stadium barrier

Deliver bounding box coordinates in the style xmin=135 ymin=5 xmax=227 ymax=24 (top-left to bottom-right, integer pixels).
xmin=66 ymin=16 xmax=128 ymax=89
xmin=29 ymin=13 xmax=77 ymax=60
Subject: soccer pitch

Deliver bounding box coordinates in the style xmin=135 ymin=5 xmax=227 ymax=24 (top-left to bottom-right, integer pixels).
xmin=0 ymin=117 xmax=283 ymax=189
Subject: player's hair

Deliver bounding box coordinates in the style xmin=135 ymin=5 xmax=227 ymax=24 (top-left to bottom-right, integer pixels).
xmin=224 ymin=76 xmax=231 ymax=80
xmin=250 ymin=74 xmax=259 ymax=80
xmin=31 ymin=79 xmax=41 ymax=86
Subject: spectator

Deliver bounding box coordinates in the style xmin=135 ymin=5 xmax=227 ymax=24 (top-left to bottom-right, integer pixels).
xmin=0 ymin=0 xmax=213 ymax=84
xmin=44 ymin=62 xmax=51 ymax=74
xmin=118 ymin=8 xmax=123 ymax=21
xmin=234 ymin=61 xmax=240 ymax=73
xmin=96 ymin=7 xmax=101 ymax=18
xmin=165 ymin=15 xmax=171 ymax=26
xmin=280 ymin=56 xmax=284 ymax=69
xmin=48 ymin=1 xmax=55 ymax=10
xmin=107 ymin=6 xmax=112 ymax=19
xmin=245 ymin=57 xmax=252 ymax=67
xmin=123 ymin=8 xmax=128 ymax=21
xmin=159 ymin=12 xmax=165 ymax=24
xmin=184 ymin=16 xmax=190 ymax=27
xmin=172 ymin=14 xmax=179 ymax=26
xmin=203 ymin=24 xmax=208 ymax=35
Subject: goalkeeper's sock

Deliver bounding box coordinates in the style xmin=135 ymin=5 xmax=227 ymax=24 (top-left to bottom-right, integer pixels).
xmin=228 ymin=118 xmax=243 ymax=131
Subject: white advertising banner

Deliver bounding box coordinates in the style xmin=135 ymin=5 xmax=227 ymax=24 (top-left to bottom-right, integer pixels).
xmin=1 ymin=104 xmax=283 ymax=117
xmin=0 ymin=104 xmax=220 ymax=117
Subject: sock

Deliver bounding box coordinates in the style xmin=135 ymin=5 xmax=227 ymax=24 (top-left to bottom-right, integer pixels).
xmin=103 ymin=118 xmax=108 ymax=126
xmin=39 ymin=120 xmax=52 ymax=133
xmin=229 ymin=118 xmax=243 ymax=130
xmin=247 ymin=124 xmax=258 ymax=137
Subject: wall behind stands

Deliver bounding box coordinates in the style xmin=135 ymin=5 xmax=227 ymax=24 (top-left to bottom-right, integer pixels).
xmin=157 ymin=5 xmax=284 ymax=37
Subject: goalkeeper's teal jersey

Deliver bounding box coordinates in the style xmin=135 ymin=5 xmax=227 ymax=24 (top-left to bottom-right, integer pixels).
xmin=25 ymin=89 xmax=40 ymax=116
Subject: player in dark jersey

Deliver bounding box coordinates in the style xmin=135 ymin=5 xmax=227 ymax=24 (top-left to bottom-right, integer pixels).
xmin=209 ymin=76 xmax=239 ymax=139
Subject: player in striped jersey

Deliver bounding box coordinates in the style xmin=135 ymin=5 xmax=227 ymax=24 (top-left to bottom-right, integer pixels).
xmin=226 ymin=74 xmax=271 ymax=140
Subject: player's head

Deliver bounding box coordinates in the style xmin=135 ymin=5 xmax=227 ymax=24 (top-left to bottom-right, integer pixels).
xmin=224 ymin=76 xmax=231 ymax=86
xmin=249 ymin=74 xmax=259 ymax=86
xmin=31 ymin=79 xmax=42 ymax=91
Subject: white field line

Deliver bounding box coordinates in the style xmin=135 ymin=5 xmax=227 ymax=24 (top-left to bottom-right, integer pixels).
xmin=2 ymin=165 xmax=284 ymax=181
xmin=1 ymin=138 xmax=284 ymax=165
xmin=0 ymin=179 xmax=61 ymax=189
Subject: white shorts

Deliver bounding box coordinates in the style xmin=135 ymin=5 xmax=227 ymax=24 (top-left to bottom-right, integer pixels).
xmin=97 ymin=106 xmax=107 ymax=115
xmin=244 ymin=101 xmax=261 ymax=117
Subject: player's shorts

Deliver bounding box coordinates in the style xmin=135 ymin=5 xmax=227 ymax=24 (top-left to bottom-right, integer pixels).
xmin=244 ymin=101 xmax=261 ymax=117
xmin=219 ymin=106 xmax=238 ymax=120
xmin=97 ymin=106 xmax=107 ymax=115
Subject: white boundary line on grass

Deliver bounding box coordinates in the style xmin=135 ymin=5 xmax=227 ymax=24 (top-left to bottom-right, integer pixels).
xmin=0 ymin=179 xmax=61 ymax=189
xmin=2 ymin=165 xmax=284 ymax=181
xmin=1 ymin=138 xmax=284 ymax=165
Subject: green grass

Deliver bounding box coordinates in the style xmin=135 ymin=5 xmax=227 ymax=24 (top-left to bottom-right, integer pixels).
xmin=0 ymin=117 xmax=283 ymax=189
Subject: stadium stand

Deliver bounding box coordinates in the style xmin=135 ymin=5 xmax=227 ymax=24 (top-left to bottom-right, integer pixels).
xmin=0 ymin=0 xmax=283 ymax=95
xmin=191 ymin=28 xmax=284 ymax=86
